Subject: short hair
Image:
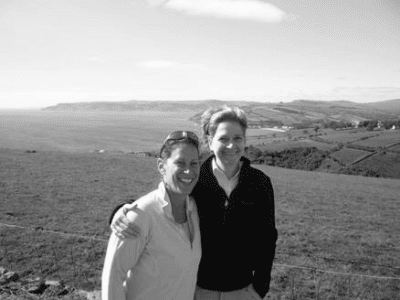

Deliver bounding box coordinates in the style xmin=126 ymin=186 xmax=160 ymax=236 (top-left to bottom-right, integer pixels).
xmin=200 ymin=106 xmax=248 ymax=142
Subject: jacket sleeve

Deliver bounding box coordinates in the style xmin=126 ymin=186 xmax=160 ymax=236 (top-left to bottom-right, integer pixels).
xmin=252 ymin=174 xmax=278 ymax=298
xmin=102 ymin=208 xmax=149 ymax=300
xmin=108 ymin=199 xmax=136 ymax=225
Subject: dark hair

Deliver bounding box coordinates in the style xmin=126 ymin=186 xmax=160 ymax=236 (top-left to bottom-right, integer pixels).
xmin=200 ymin=106 xmax=248 ymax=142
xmin=159 ymin=131 xmax=200 ymax=159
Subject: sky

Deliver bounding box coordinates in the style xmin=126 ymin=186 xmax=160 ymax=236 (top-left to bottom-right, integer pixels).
xmin=1 ymin=0 xmax=400 ymax=109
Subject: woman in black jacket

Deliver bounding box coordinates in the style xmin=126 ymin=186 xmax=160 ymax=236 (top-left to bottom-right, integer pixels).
xmin=111 ymin=106 xmax=278 ymax=300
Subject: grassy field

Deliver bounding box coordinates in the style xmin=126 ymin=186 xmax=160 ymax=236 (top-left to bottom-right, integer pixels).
xmin=258 ymin=164 xmax=400 ymax=299
xmin=317 ymin=130 xmax=380 ymax=144
xmin=1 ymin=110 xmax=400 ymax=299
xmin=247 ymin=128 xmax=339 ymax=152
xmin=329 ymin=148 xmax=371 ymax=166
xmin=388 ymin=143 xmax=400 ymax=152
xmin=248 ymin=128 xmax=400 ymax=178
xmin=353 ymin=152 xmax=400 ymax=178
xmin=254 ymin=139 xmax=337 ymax=152
xmin=350 ymin=131 xmax=400 ymax=148
xmin=0 ymin=148 xmax=159 ymax=292
xmin=1 ymin=148 xmax=399 ymax=299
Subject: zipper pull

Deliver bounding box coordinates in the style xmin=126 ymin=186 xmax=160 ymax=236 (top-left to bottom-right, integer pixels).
xmin=224 ymin=200 xmax=229 ymax=207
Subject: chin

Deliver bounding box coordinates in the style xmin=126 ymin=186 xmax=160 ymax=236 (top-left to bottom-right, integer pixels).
xmin=178 ymin=186 xmax=194 ymax=195
xmin=223 ymin=155 xmax=240 ymax=163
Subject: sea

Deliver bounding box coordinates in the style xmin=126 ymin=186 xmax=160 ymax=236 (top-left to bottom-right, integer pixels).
xmin=0 ymin=109 xmax=199 ymax=153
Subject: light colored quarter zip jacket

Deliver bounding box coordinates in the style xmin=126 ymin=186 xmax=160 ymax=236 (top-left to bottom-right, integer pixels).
xmin=102 ymin=182 xmax=201 ymax=300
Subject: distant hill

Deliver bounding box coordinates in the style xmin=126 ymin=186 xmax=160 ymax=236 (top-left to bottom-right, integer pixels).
xmin=364 ymin=98 xmax=400 ymax=114
xmin=42 ymin=99 xmax=253 ymax=113
xmin=189 ymin=99 xmax=400 ymax=127
xmin=247 ymin=128 xmax=400 ymax=179
xmin=43 ymin=99 xmax=400 ymax=127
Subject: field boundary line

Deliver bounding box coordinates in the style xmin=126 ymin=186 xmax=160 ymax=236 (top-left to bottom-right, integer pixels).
xmin=2 ymin=221 xmax=399 ymax=267
xmin=276 ymin=251 xmax=400 ymax=270
xmin=0 ymin=222 xmax=108 ymax=242
xmin=276 ymin=221 xmax=400 ymax=252
xmin=274 ymin=263 xmax=400 ymax=281
xmin=349 ymin=151 xmax=377 ymax=166
xmin=2 ymin=222 xmax=400 ymax=281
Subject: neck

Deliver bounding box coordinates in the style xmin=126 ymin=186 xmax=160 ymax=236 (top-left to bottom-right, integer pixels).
xmin=215 ymin=158 xmax=239 ymax=180
xmin=166 ymin=190 xmax=187 ymax=224
xmin=166 ymin=189 xmax=186 ymax=207
xmin=170 ymin=195 xmax=186 ymax=208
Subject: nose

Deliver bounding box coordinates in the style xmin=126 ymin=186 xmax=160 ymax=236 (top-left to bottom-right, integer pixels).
xmin=183 ymin=166 xmax=198 ymax=177
xmin=183 ymin=167 xmax=196 ymax=175
xmin=226 ymin=142 xmax=234 ymax=149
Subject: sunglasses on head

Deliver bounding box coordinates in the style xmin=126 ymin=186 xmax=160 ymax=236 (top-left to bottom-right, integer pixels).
xmin=159 ymin=131 xmax=200 ymax=157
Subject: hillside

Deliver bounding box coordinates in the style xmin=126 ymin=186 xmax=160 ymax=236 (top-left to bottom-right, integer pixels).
xmin=1 ymin=108 xmax=400 ymax=299
xmin=42 ymin=99 xmax=400 ymax=128
xmin=42 ymin=99 xmax=253 ymax=113
xmin=247 ymin=128 xmax=400 ymax=179
xmin=365 ymin=98 xmax=400 ymax=114
xmin=1 ymin=148 xmax=399 ymax=299
xmin=2 ymin=109 xmax=400 ymax=179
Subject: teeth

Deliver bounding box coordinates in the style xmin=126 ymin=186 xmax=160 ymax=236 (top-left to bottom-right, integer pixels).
xmin=180 ymin=178 xmax=193 ymax=183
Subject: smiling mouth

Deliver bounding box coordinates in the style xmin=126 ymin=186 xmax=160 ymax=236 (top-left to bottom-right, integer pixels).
xmin=180 ymin=178 xmax=195 ymax=184
xmin=224 ymin=151 xmax=238 ymax=156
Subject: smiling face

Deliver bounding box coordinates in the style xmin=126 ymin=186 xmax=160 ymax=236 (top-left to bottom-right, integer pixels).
xmin=158 ymin=142 xmax=200 ymax=199
xmin=208 ymin=121 xmax=246 ymax=169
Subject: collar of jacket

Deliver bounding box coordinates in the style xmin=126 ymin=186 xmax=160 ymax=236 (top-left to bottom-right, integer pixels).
xmin=201 ymin=154 xmax=251 ymax=173
xmin=156 ymin=182 xmax=195 ymax=221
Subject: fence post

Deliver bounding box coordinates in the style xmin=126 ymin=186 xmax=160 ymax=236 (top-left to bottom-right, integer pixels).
xmin=290 ymin=273 xmax=296 ymax=300
xmin=313 ymin=269 xmax=320 ymax=300
xmin=70 ymin=245 xmax=77 ymax=285
xmin=51 ymin=244 xmax=59 ymax=273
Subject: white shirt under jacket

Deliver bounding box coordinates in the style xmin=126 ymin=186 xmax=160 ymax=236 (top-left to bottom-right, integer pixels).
xmin=102 ymin=182 xmax=202 ymax=300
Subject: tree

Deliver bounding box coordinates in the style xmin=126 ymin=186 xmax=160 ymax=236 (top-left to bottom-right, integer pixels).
xmin=246 ymin=145 xmax=262 ymax=160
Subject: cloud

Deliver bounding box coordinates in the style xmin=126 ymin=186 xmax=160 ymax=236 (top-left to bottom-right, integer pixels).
xmin=136 ymin=60 xmax=206 ymax=70
xmin=88 ymin=56 xmax=106 ymax=63
xmin=160 ymin=0 xmax=287 ymax=23
xmin=137 ymin=60 xmax=175 ymax=69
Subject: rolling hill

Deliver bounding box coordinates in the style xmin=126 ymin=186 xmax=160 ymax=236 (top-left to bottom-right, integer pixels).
xmin=43 ymin=99 xmax=400 ymax=128
xmin=364 ymin=98 xmax=400 ymax=114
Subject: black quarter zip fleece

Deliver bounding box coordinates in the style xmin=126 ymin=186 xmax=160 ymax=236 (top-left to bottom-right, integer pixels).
xmin=192 ymin=155 xmax=278 ymax=298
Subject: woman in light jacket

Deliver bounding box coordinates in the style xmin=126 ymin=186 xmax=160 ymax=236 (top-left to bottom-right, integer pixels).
xmin=102 ymin=131 xmax=202 ymax=300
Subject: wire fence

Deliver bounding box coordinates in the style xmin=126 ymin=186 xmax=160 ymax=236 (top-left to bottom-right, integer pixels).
xmin=1 ymin=222 xmax=399 ymax=299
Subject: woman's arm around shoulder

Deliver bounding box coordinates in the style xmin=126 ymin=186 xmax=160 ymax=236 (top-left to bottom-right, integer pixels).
xmin=102 ymin=205 xmax=150 ymax=300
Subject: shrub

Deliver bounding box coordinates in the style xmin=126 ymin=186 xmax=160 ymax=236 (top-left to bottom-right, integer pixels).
xmin=253 ymin=147 xmax=328 ymax=171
